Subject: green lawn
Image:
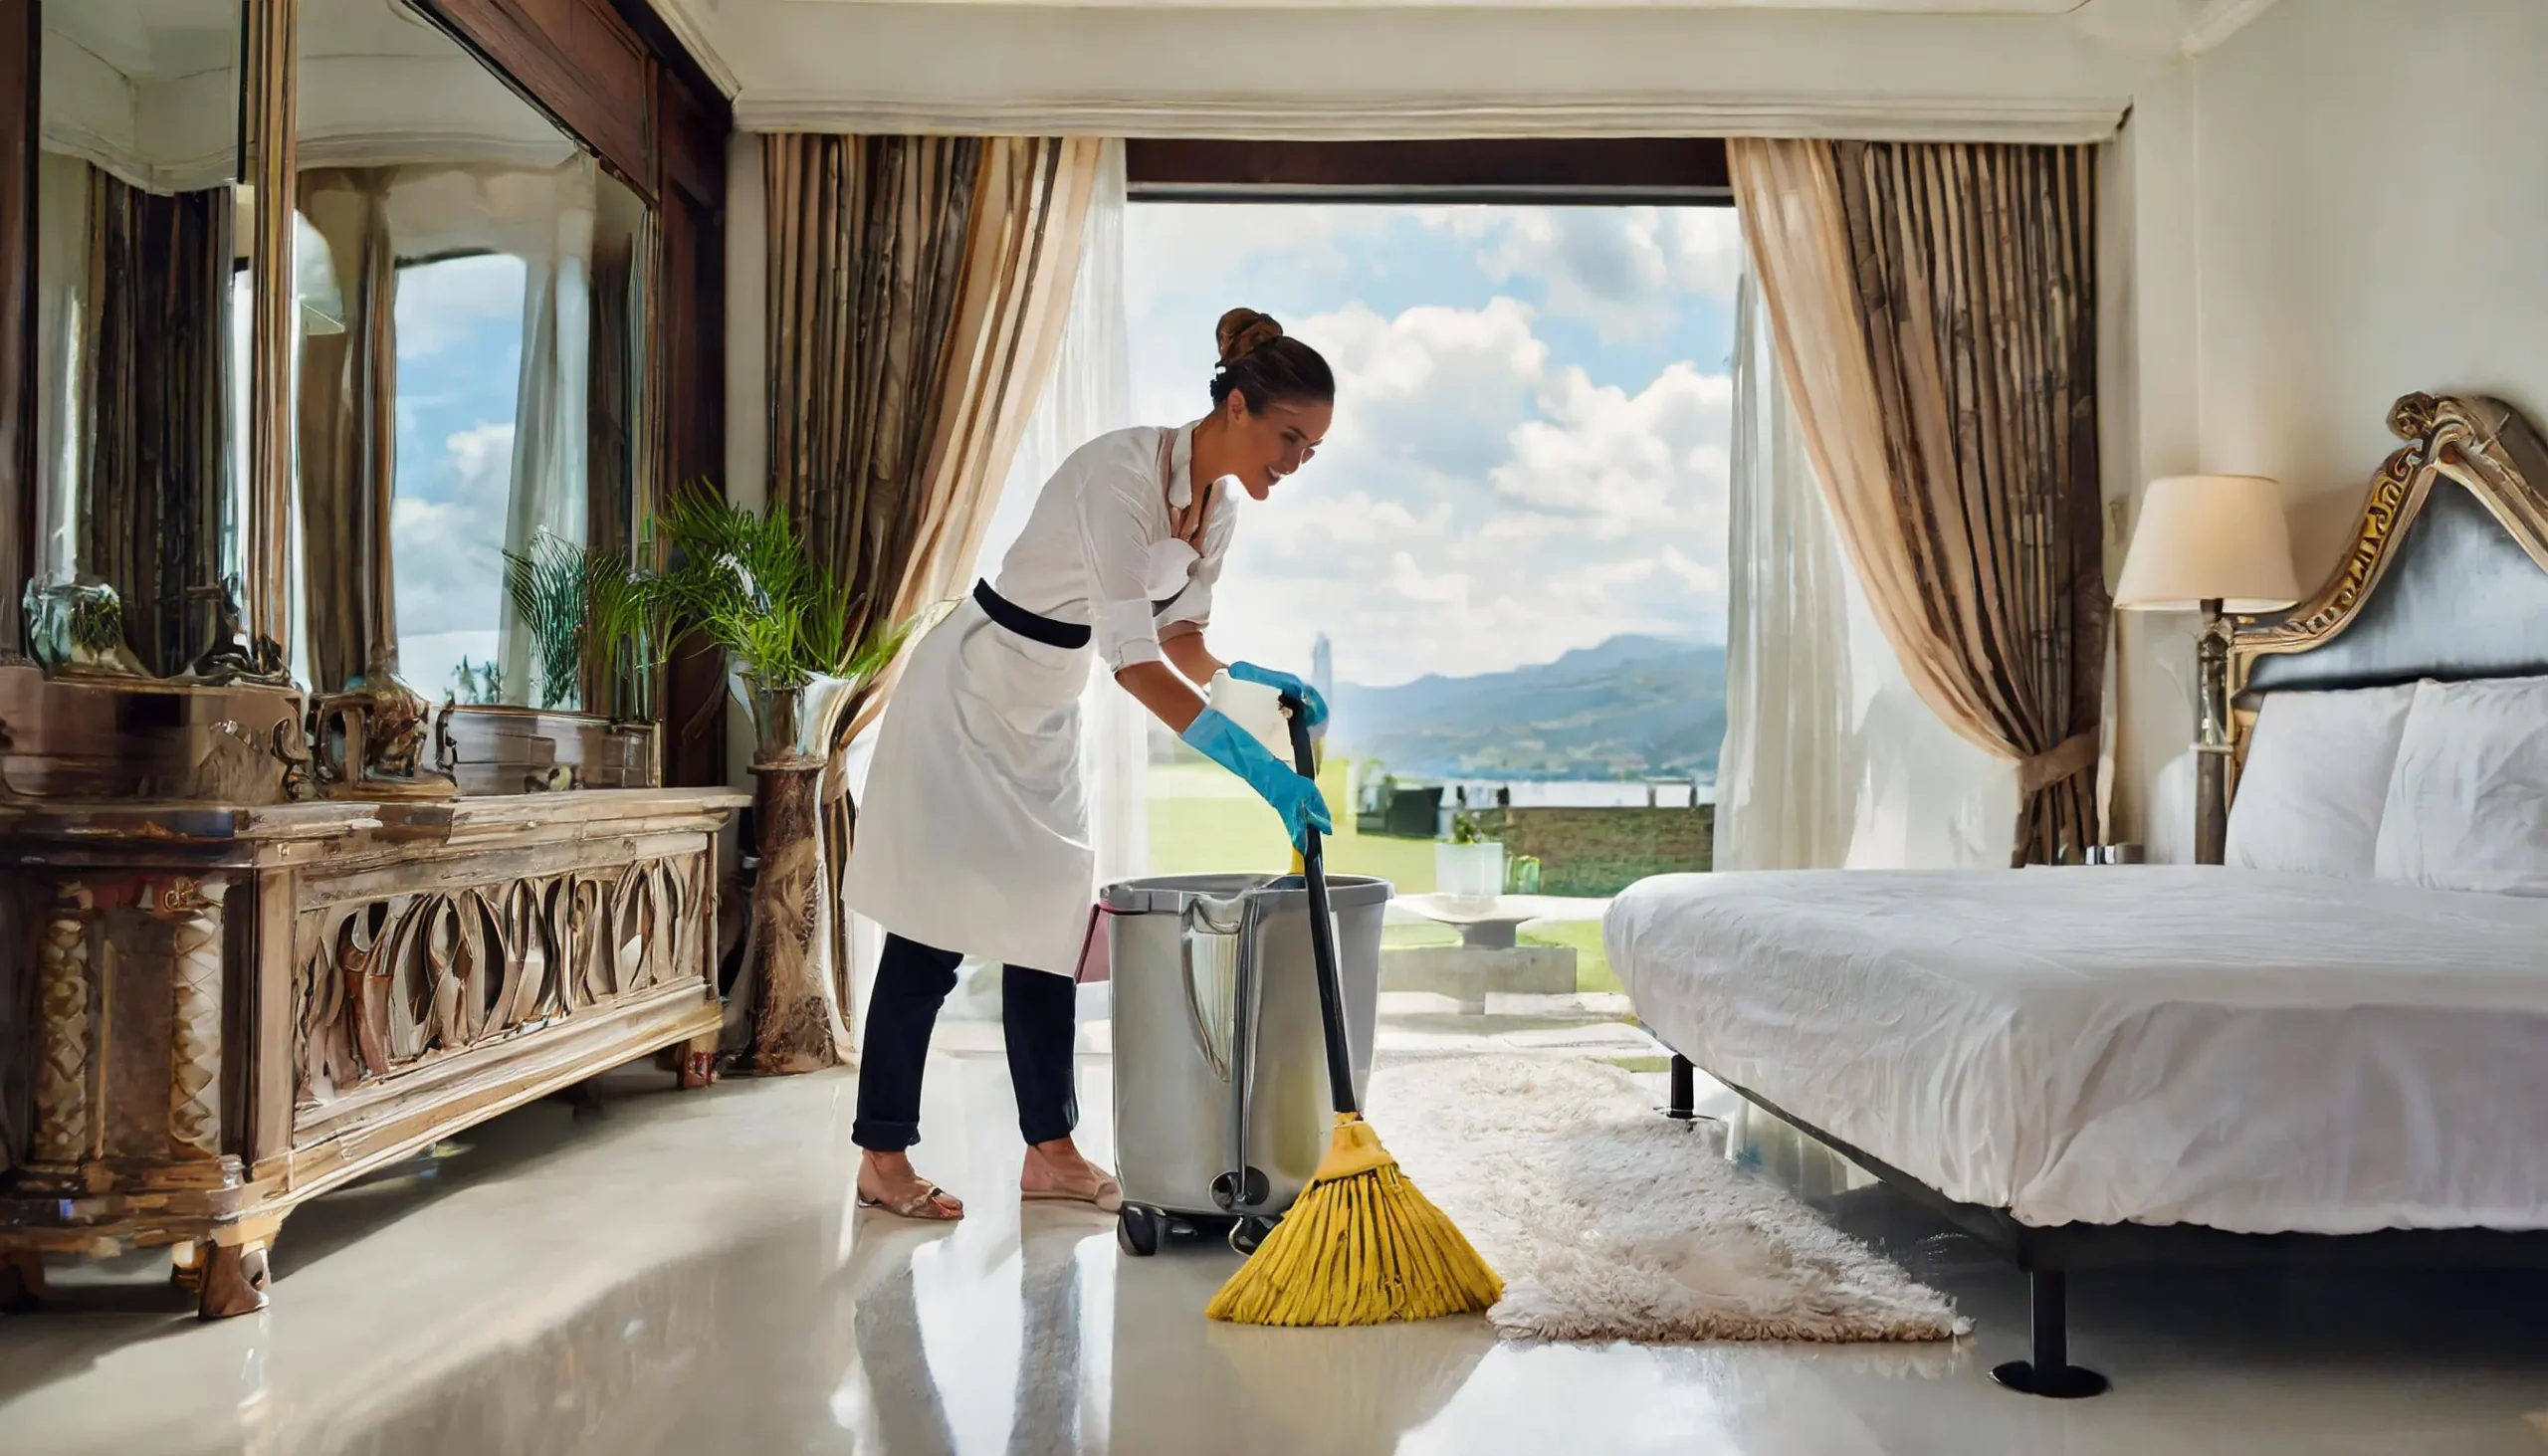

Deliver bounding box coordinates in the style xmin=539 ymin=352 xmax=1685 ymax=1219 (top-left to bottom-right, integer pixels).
xmin=1150 ymin=756 xmax=1615 ymax=993
xmin=1147 ymin=756 xmax=1439 ymax=890
xmin=1520 ymin=919 xmax=1619 ymax=995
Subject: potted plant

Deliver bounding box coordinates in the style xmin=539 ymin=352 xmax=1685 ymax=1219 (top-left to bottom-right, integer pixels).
xmin=501 ymin=531 xmax=676 ymax=717
xmin=652 ymin=484 xmax=921 ymax=1074
xmin=1436 ymin=808 xmax=1507 ymax=902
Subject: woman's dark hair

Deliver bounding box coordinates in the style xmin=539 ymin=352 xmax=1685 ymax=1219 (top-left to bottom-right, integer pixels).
xmin=1209 ymin=308 xmax=1335 ymax=413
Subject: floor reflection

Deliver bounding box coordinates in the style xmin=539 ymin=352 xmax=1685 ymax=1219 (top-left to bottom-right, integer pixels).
xmin=6 ymin=1052 xmax=2548 ymax=1456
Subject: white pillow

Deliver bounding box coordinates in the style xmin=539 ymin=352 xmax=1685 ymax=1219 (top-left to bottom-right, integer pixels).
xmin=2226 ymin=684 xmax=2418 ymax=878
xmin=2375 ymin=676 xmax=2548 ymax=895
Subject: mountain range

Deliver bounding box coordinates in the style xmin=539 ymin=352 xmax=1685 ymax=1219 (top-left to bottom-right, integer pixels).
xmin=1327 ymin=634 xmax=1728 ymax=780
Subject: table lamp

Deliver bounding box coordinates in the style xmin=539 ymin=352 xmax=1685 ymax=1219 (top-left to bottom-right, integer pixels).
xmin=2113 ymin=475 xmax=2302 ymax=862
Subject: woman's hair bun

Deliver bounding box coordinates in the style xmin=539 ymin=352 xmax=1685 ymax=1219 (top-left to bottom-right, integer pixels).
xmin=1215 ymin=308 xmax=1285 ymax=367
xmin=1207 ymin=306 xmax=1334 ymax=411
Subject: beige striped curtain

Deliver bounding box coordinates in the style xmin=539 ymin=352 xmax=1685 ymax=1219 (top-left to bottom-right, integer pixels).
xmin=1732 ymin=138 xmax=2106 ymax=865
xmin=296 ymin=169 xmax=403 ymax=696
xmin=76 ymin=171 xmax=233 ymax=678
xmin=760 ymin=132 xmax=1100 ymax=1056
xmin=766 ymin=135 xmax=1100 ymax=715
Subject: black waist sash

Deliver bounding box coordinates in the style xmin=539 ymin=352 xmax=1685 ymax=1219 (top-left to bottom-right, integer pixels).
xmin=974 ymin=579 xmax=1091 ymax=650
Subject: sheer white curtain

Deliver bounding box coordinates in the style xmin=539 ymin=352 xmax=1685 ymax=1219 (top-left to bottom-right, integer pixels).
xmin=1837 ymin=568 xmax=2018 ymax=869
xmin=1714 ymin=268 xmax=1856 ymax=872
xmin=1054 ymin=142 xmax=1145 ymax=892
xmin=32 ymin=152 xmax=90 ymax=584
xmin=475 ymin=159 xmax=597 ymax=707
xmin=1714 ymin=258 xmax=2017 ymax=874
xmin=840 ymin=140 xmax=1137 ymax=1031
xmin=1714 ymin=256 xmax=2008 ymax=1187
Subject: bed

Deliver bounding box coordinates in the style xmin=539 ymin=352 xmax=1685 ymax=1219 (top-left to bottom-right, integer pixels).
xmin=1610 ymin=393 xmax=2548 ymax=1397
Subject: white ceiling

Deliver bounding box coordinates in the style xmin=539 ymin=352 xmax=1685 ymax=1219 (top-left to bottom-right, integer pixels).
xmin=656 ymin=0 xmax=2280 ymax=138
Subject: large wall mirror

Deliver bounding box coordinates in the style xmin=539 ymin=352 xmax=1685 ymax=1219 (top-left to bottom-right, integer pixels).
xmin=295 ymin=0 xmax=651 ymax=715
xmin=32 ymin=0 xmax=246 ymax=679
xmin=4 ymin=0 xmax=720 ymax=799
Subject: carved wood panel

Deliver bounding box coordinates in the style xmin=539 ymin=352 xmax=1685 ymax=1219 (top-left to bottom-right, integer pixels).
xmin=23 ymin=874 xmax=235 ymax=1171
xmin=292 ymin=854 xmax=707 ymax=1108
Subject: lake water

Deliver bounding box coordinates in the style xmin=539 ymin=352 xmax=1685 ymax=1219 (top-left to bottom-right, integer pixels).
xmin=1404 ymin=776 xmax=1713 ymax=809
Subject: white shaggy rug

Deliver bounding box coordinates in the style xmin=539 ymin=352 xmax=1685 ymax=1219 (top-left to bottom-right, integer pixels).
xmin=1367 ymin=1055 xmax=1967 ymax=1345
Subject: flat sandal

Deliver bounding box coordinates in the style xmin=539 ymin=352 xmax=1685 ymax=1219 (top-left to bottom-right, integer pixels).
xmin=858 ymin=1177 xmax=964 ymax=1221
xmin=1020 ymin=1171 xmax=1123 ymax=1213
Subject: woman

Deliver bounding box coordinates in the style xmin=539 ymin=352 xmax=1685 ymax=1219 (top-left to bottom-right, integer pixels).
xmin=842 ymin=308 xmax=1336 ymax=1220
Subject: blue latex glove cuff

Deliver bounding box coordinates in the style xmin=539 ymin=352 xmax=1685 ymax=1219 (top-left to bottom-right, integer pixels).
xmin=1228 ymin=661 xmax=1328 ymax=728
xmin=1181 ymin=708 xmax=1334 ymax=850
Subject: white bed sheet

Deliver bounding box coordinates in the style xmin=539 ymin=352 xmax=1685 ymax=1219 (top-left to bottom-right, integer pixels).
xmin=1606 ymin=867 xmax=2548 ymax=1234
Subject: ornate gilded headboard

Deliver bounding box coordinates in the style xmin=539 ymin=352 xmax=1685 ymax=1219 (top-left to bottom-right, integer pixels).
xmin=2209 ymin=392 xmax=2548 ymax=833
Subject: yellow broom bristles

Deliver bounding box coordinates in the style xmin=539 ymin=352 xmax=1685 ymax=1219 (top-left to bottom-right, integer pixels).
xmin=1206 ymin=1115 xmax=1502 ymax=1326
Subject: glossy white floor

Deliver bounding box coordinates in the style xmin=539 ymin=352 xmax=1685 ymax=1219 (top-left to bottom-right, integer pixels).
xmin=5 ymin=1000 xmax=2547 ymax=1455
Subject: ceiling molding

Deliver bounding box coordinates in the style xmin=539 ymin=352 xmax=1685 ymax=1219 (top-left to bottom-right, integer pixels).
xmin=2179 ymin=0 xmax=2281 ymax=56
xmin=733 ymin=91 xmax=2129 ymax=143
xmin=42 ymin=124 xmax=228 ymax=196
xmin=645 ymin=0 xmax=742 ymax=97
xmin=297 ymin=128 xmax=580 ymax=171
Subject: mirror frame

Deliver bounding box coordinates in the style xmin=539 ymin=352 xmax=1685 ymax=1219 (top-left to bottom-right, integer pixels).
xmin=1 ymin=0 xmax=37 ymax=665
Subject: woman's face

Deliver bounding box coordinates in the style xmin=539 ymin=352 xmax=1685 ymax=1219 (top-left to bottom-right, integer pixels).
xmin=1223 ymin=394 xmax=1332 ymax=501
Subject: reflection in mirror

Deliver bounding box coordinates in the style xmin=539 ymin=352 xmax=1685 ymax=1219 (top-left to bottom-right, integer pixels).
xmin=295 ymin=0 xmax=649 ymax=712
xmin=31 ymin=0 xmax=244 ymax=678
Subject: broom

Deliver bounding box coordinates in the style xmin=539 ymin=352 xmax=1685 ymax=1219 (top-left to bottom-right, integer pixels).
xmin=1205 ymin=697 xmax=1502 ymax=1326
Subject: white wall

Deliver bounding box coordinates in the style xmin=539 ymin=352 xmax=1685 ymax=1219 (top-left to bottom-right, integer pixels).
xmin=2112 ymin=0 xmax=2548 ymax=856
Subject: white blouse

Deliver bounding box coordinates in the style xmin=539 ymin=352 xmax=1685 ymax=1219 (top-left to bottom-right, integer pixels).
xmin=988 ymin=422 xmax=1238 ymax=672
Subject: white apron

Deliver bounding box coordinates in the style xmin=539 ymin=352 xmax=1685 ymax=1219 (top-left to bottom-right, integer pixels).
xmin=843 ymin=596 xmax=1097 ymax=974
xmin=845 ymin=434 xmax=1206 ymax=976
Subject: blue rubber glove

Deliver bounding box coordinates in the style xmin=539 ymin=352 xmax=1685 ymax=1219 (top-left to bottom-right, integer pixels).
xmin=1181 ymin=708 xmax=1333 ymax=850
xmin=1228 ymin=662 xmax=1328 ymax=728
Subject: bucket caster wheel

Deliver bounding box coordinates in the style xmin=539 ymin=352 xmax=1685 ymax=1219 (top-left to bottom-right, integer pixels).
xmin=1228 ymin=1215 xmax=1276 ymax=1256
xmin=1117 ymin=1204 xmax=1163 ymax=1258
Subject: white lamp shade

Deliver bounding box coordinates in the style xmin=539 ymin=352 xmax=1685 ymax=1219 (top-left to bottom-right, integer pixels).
xmin=2114 ymin=474 xmax=2303 ymax=612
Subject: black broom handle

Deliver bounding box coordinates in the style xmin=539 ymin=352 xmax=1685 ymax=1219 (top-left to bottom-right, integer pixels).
xmin=1282 ymin=696 xmax=1360 ymax=1118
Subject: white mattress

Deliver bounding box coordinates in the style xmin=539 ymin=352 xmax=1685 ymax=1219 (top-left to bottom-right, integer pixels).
xmin=1606 ymin=867 xmax=2548 ymax=1234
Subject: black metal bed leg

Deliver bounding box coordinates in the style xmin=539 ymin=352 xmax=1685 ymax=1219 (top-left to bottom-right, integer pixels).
xmin=1666 ymin=1054 xmax=1697 ymax=1121
xmin=1990 ymin=1269 xmax=2109 ymax=1398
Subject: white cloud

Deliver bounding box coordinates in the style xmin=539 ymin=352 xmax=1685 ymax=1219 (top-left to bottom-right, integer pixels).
xmin=1387 ymin=550 xmax=1472 ymax=606
xmin=1666 ymin=208 xmax=1745 ymax=301
xmin=1243 ymin=490 xmax=1451 ymax=552
xmin=393 ymin=254 xmax=527 ymax=360
xmin=1204 ymin=306 xmax=1730 ymax=686
xmin=1495 ymin=362 xmax=1733 ymax=536
xmin=392 ymin=421 xmax=513 ymax=652
xmin=1303 ymin=298 xmax=1548 ymax=481
xmin=1439 ymin=207 xmax=1744 ymax=341
xmin=1661 ymin=543 xmax=1724 ymax=594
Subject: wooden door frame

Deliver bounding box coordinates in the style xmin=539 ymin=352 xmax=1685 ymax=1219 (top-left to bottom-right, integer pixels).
xmin=1125 ymin=138 xmax=1733 ymax=206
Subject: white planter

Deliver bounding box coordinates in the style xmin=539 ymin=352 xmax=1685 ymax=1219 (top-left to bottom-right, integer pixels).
xmin=1435 ymin=841 xmax=1507 ymax=901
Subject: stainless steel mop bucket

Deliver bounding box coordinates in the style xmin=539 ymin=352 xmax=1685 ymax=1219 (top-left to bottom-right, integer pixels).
xmin=1102 ymin=871 xmax=1390 ymax=1256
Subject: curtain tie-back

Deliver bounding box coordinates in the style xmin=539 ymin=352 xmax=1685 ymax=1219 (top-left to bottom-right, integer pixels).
xmin=2015 ymin=730 xmax=2098 ymax=798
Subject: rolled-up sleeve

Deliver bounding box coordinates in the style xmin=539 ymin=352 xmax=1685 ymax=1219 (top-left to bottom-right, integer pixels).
xmin=1079 ymin=458 xmax=1165 ymax=671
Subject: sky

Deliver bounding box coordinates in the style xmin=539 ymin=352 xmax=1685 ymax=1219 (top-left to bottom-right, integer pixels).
xmin=385 ymin=252 xmax=528 ymax=701
xmin=1114 ymin=203 xmax=1741 ymax=689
